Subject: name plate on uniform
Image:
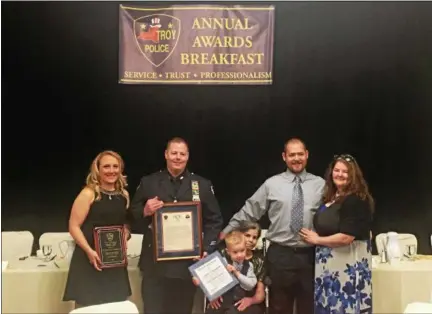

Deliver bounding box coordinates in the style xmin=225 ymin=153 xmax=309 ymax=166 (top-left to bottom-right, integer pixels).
xmin=153 ymin=201 xmax=203 ymax=261
xmin=93 ymin=225 xmax=127 ymax=268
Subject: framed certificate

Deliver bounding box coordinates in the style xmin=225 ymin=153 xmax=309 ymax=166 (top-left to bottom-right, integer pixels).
xmin=189 ymin=251 xmax=239 ymax=301
xmin=93 ymin=225 xmax=127 ymax=269
xmin=153 ymin=201 xmax=203 ymax=261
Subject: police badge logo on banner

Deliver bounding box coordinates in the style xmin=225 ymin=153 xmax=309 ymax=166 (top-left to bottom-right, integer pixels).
xmin=133 ymin=15 xmax=181 ymax=68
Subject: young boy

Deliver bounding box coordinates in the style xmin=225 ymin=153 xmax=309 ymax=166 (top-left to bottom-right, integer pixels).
xmin=204 ymin=231 xmax=259 ymax=314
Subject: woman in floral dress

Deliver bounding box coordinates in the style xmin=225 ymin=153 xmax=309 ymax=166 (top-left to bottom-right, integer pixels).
xmin=300 ymin=154 xmax=373 ymax=314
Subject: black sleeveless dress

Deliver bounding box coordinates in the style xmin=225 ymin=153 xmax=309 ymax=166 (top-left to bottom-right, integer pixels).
xmin=63 ymin=192 xmax=131 ymax=306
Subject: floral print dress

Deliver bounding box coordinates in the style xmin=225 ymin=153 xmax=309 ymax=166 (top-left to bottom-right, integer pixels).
xmin=313 ymin=195 xmax=373 ymax=314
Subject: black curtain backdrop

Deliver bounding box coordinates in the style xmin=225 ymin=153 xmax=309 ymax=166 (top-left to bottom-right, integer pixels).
xmin=2 ymin=1 xmax=432 ymax=254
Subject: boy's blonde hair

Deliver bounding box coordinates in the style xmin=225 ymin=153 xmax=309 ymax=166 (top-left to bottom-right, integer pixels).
xmin=225 ymin=231 xmax=245 ymax=248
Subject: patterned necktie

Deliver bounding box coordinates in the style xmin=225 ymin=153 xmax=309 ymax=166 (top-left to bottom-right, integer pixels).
xmin=290 ymin=175 xmax=304 ymax=233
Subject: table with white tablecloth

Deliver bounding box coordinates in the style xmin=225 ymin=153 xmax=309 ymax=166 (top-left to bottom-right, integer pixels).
xmin=1 ymin=257 xmax=206 ymax=314
xmin=3 ymin=256 xmax=432 ymax=313
xmin=372 ymin=257 xmax=432 ymax=313
xmin=1 ymin=257 xmax=143 ymax=313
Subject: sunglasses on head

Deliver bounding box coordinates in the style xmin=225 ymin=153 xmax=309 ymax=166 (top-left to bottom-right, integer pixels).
xmin=334 ymin=154 xmax=356 ymax=163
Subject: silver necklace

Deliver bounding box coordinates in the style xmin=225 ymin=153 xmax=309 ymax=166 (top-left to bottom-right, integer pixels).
xmin=100 ymin=188 xmax=119 ymax=200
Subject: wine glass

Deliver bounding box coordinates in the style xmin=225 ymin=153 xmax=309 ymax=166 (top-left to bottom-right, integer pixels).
xmin=42 ymin=245 xmax=53 ymax=261
xmin=405 ymin=244 xmax=416 ymax=260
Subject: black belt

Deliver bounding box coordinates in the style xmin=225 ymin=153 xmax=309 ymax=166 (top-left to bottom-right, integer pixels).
xmin=290 ymin=246 xmax=314 ymax=253
xmin=270 ymin=242 xmax=314 ymax=253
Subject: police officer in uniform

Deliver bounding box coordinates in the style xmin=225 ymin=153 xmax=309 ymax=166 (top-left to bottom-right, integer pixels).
xmin=130 ymin=137 xmax=223 ymax=314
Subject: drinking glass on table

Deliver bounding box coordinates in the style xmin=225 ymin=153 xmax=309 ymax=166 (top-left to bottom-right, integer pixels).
xmin=405 ymin=244 xmax=417 ymax=260
xmin=42 ymin=245 xmax=53 ymax=261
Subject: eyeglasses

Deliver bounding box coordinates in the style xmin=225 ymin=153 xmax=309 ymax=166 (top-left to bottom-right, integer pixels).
xmin=334 ymin=154 xmax=356 ymax=163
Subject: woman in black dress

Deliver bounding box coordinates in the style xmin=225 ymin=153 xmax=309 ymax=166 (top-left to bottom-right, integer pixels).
xmin=63 ymin=150 xmax=132 ymax=307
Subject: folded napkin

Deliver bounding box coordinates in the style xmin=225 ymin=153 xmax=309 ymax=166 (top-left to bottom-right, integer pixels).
xmin=371 ymin=257 xmax=379 ymax=268
xmin=2 ymin=261 xmax=9 ymax=271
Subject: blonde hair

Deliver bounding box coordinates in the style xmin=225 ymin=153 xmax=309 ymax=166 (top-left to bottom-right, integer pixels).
xmin=85 ymin=150 xmax=129 ymax=205
xmin=225 ymin=231 xmax=245 ymax=248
